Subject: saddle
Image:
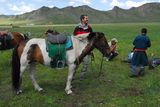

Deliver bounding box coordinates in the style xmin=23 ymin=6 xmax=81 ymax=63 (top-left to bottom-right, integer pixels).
xmin=46 ymin=33 xmax=72 ymax=69
xmin=47 ymin=33 xmax=67 ymax=44
xmin=0 ymin=31 xmax=14 ymax=50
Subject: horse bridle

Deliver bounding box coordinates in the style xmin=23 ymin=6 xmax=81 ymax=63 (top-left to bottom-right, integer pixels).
xmin=90 ymin=35 xmax=111 ymax=57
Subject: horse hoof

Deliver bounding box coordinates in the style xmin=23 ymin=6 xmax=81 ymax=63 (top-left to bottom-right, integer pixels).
xmin=38 ymin=88 xmax=43 ymax=92
xmin=16 ymin=90 xmax=23 ymax=95
xmin=66 ymin=90 xmax=73 ymax=95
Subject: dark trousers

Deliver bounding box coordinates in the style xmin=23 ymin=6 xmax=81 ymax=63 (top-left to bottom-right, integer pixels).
xmin=108 ymin=52 xmax=118 ymax=61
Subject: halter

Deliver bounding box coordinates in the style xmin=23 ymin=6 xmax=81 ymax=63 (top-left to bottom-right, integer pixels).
xmin=88 ymin=33 xmax=111 ymax=58
xmin=74 ymin=32 xmax=110 ymax=65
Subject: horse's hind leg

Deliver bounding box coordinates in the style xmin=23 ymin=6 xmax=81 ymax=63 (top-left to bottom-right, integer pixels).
xmin=16 ymin=65 xmax=27 ymax=94
xmin=65 ymin=64 xmax=76 ymax=94
xmin=29 ymin=63 xmax=43 ymax=92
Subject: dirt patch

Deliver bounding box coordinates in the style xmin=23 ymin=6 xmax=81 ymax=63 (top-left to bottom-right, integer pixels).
xmin=119 ymin=87 xmax=144 ymax=97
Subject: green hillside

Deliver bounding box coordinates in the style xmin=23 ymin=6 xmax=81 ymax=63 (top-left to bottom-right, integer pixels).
xmin=1 ymin=2 xmax=160 ymax=25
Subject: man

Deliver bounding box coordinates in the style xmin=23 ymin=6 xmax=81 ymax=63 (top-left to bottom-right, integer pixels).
xmin=130 ymin=28 xmax=151 ymax=77
xmin=73 ymin=14 xmax=93 ymax=39
xmin=73 ymin=14 xmax=93 ymax=80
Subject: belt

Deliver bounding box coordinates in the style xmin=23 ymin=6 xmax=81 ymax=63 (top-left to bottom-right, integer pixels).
xmin=134 ymin=48 xmax=146 ymax=52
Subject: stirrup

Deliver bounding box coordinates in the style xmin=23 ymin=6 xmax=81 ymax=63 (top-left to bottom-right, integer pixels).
xmin=56 ymin=60 xmax=65 ymax=69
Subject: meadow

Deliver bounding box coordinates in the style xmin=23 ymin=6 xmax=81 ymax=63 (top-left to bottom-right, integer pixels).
xmin=0 ymin=23 xmax=160 ymax=107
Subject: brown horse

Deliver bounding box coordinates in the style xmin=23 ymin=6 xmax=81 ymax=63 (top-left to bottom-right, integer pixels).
xmin=12 ymin=32 xmax=111 ymax=94
xmin=0 ymin=31 xmax=28 ymax=50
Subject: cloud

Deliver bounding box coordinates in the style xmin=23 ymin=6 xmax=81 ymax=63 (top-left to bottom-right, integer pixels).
xmin=0 ymin=0 xmax=6 ymax=2
xmin=110 ymin=0 xmax=160 ymax=9
xmin=125 ymin=1 xmax=149 ymax=8
xmin=101 ymin=0 xmax=108 ymax=3
xmin=110 ymin=0 xmax=125 ymax=7
xmin=8 ymin=2 xmax=35 ymax=15
xmin=69 ymin=0 xmax=91 ymax=6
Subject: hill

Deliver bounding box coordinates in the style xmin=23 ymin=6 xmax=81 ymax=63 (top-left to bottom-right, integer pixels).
xmin=1 ymin=2 xmax=160 ymax=24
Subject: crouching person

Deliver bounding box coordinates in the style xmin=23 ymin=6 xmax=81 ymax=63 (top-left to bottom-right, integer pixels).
xmin=108 ymin=38 xmax=118 ymax=61
xmin=130 ymin=28 xmax=151 ymax=78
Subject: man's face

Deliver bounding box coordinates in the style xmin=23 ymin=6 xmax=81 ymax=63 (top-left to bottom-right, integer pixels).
xmin=82 ymin=16 xmax=88 ymax=25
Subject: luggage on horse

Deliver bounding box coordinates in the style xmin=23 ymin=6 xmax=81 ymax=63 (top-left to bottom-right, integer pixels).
xmin=0 ymin=31 xmax=14 ymax=50
xmin=46 ymin=33 xmax=72 ymax=68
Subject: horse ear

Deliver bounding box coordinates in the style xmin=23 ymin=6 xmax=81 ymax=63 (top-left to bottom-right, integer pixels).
xmin=87 ymin=32 xmax=94 ymax=40
xmin=100 ymin=32 xmax=104 ymax=36
xmin=98 ymin=32 xmax=104 ymax=38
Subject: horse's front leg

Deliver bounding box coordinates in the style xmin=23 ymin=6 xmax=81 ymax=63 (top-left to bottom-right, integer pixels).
xmin=29 ymin=63 xmax=43 ymax=92
xmin=80 ymin=55 xmax=89 ymax=80
xmin=65 ymin=64 xmax=76 ymax=94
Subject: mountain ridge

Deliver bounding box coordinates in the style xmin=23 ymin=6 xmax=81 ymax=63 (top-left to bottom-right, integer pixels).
xmin=1 ymin=2 xmax=160 ymax=24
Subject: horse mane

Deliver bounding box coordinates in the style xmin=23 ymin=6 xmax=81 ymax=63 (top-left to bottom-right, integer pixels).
xmin=87 ymin=32 xmax=104 ymax=41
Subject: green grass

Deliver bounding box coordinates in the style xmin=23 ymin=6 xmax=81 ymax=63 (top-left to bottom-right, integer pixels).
xmin=0 ymin=18 xmax=28 ymax=26
xmin=0 ymin=23 xmax=160 ymax=107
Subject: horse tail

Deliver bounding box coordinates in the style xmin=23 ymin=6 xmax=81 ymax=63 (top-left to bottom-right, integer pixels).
xmin=12 ymin=44 xmax=21 ymax=91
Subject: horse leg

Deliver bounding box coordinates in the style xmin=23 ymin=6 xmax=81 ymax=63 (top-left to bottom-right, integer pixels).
xmin=16 ymin=65 xmax=27 ymax=94
xmin=80 ymin=55 xmax=89 ymax=80
xmin=65 ymin=64 xmax=76 ymax=94
xmin=29 ymin=63 xmax=43 ymax=92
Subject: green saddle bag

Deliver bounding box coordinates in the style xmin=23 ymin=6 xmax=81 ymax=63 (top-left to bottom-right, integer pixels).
xmin=48 ymin=43 xmax=66 ymax=68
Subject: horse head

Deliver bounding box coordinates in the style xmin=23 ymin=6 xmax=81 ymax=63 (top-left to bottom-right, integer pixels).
xmin=87 ymin=32 xmax=111 ymax=58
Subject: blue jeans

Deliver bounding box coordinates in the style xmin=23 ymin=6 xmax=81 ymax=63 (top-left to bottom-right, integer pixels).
xmin=131 ymin=65 xmax=144 ymax=76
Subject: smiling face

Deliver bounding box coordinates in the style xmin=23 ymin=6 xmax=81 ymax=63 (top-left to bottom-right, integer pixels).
xmin=81 ymin=16 xmax=89 ymax=25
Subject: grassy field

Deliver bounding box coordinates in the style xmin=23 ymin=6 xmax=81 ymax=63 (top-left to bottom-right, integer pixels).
xmin=0 ymin=23 xmax=160 ymax=107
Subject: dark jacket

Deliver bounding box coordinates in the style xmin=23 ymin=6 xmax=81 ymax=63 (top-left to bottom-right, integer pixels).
xmin=131 ymin=34 xmax=151 ymax=66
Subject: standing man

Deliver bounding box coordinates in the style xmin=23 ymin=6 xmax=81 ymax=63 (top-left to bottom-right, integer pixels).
xmin=73 ymin=14 xmax=93 ymax=37
xmin=73 ymin=14 xmax=93 ymax=80
xmin=130 ymin=28 xmax=151 ymax=77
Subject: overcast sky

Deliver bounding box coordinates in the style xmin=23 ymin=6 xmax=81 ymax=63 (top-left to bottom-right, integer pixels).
xmin=0 ymin=0 xmax=160 ymax=15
